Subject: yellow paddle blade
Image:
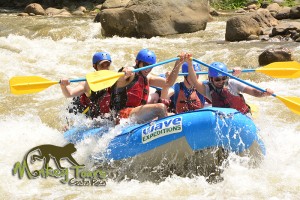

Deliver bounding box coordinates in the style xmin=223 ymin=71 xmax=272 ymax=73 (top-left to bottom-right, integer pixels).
xmin=276 ymin=96 xmax=300 ymax=115
xmin=256 ymin=68 xmax=300 ymax=78
xmin=9 ymin=76 xmax=58 ymax=95
xmin=265 ymin=61 xmax=300 ymax=69
xmin=257 ymin=61 xmax=300 ymax=78
xmin=86 ymin=70 xmax=125 ymax=91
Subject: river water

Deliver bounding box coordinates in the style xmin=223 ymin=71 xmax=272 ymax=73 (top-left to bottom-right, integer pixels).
xmin=0 ymin=11 xmax=300 ymax=199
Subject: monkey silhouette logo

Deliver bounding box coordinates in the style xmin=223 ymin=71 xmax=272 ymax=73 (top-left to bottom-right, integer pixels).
xmin=21 ymin=143 xmax=84 ymax=178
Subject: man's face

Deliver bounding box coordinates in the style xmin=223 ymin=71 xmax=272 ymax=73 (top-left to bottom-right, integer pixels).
xmin=96 ymin=61 xmax=110 ymax=71
xmin=211 ymin=76 xmax=228 ymax=88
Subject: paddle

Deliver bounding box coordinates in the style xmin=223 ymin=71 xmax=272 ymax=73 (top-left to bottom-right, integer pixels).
xmin=178 ymin=61 xmax=300 ymax=78
xmin=9 ymin=76 xmax=86 ymax=95
xmin=9 ymin=57 xmax=179 ymax=95
xmin=192 ymin=59 xmax=300 ymax=115
xmin=86 ymin=57 xmax=179 ymax=92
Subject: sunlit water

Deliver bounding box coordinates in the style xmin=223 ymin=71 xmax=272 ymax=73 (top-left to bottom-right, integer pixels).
xmin=0 ymin=12 xmax=300 ymax=199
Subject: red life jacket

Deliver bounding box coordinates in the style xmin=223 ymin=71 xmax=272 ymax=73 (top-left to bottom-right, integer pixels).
xmin=89 ymin=88 xmax=111 ymax=115
xmin=208 ymin=83 xmax=250 ymax=114
xmin=110 ymin=73 xmax=149 ymax=112
xmin=70 ymin=88 xmax=111 ymax=118
xmin=175 ymin=83 xmax=204 ymax=114
xmin=79 ymin=93 xmax=90 ymax=113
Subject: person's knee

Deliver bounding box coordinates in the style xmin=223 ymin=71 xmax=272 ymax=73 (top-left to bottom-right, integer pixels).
xmin=156 ymin=103 xmax=167 ymax=117
xmin=147 ymin=92 xmax=160 ymax=104
xmin=156 ymin=103 xmax=166 ymax=109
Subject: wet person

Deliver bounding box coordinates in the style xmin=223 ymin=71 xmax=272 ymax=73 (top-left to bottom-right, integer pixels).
xmin=186 ymin=59 xmax=274 ymax=115
xmin=110 ymin=49 xmax=184 ymax=123
xmin=60 ymin=52 xmax=112 ymax=119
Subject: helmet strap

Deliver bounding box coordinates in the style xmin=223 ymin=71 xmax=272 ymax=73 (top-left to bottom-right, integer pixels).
xmin=208 ymin=81 xmax=220 ymax=93
xmin=209 ymin=77 xmax=227 ymax=91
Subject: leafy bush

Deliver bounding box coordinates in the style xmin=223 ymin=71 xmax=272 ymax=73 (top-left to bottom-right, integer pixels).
xmin=282 ymin=0 xmax=297 ymax=7
xmin=210 ymin=0 xmax=245 ymax=10
xmin=210 ymin=0 xmax=298 ymax=10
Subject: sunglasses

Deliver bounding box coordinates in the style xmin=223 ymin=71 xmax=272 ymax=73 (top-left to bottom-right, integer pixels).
xmin=213 ymin=76 xmax=228 ymax=82
xmin=141 ymin=61 xmax=150 ymax=67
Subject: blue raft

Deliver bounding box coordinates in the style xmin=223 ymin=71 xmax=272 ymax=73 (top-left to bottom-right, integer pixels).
xmin=64 ymin=107 xmax=265 ymax=162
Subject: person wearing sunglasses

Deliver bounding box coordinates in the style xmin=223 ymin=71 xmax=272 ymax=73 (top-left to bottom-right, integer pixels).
xmin=60 ymin=52 xmax=113 ymax=119
xmin=109 ymin=49 xmax=181 ymax=124
xmin=186 ymin=60 xmax=274 ymax=115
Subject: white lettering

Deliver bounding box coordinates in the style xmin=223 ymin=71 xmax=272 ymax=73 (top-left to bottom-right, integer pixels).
xmin=141 ymin=117 xmax=182 ymax=144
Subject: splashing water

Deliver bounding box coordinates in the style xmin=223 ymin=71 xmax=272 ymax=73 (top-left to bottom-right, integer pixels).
xmin=1 ymin=13 xmax=300 ymax=199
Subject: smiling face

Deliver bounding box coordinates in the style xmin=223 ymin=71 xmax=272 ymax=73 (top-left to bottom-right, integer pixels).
xmin=211 ymin=76 xmax=228 ymax=89
xmin=138 ymin=61 xmax=152 ymax=77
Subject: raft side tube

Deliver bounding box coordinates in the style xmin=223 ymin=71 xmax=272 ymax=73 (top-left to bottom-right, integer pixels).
xmin=183 ymin=108 xmax=261 ymax=154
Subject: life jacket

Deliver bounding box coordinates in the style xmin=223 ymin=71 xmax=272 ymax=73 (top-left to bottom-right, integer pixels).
xmin=68 ymin=88 xmax=111 ymax=119
xmin=171 ymin=82 xmax=205 ymax=114
xmin=68 ymin=94 xmax=90 ymax=115
xmin=208 ymin=82 xmax=250 ymax=114
xmin=110 ymin=73 xmax=149 ymax=112
xmin=89 ymin=88 xmax=111 ymax=116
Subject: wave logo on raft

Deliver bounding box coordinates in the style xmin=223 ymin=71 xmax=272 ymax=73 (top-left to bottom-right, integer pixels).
xmin=12 ymin=143 xmax=106 ymax=187
xmin=142 ymin=117 xmax=182 ymax=143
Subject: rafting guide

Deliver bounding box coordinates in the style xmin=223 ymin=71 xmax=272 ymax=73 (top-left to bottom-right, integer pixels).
xmin=142 ymin=116 xmax=182 ymax=143
xmin=12 ymin=143 xmax=106 ymax=186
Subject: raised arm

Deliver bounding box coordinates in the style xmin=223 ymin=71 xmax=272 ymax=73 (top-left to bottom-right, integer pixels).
xmin=159 ymin=54 xmax=185 ymax=99
xmin=186 ymin=58 xmax=206 ymax=95
xmin=165 ymin=54 xmax=186 ymax=87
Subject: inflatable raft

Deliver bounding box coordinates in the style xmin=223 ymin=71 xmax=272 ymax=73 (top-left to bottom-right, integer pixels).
xmin=64 ymin=107 xmax=265 ymax=182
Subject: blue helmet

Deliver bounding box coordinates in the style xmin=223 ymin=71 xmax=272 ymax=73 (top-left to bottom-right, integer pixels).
xmin=208 ymin=62 xmax=228 ymax=77
xmin=92 ymin=52 xmax=112 ymax=64
xmin=136 ymin=49 xmax=156 ymax=65
xmin=182 ymin=62 xmax=201 ymax=73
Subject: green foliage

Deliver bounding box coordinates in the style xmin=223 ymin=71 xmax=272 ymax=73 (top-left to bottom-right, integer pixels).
xmin=211 ymin=0 xmax=298 ymax=10
xmin=211 ymin=0 xmax=245 ymax=10
xmin=257 ymin=0 xmax=297 ymax=7
xmin=93 ymin=8 xmax=100 ymax=13
xmin=282 ymin=0 xmax=297 ymax=7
